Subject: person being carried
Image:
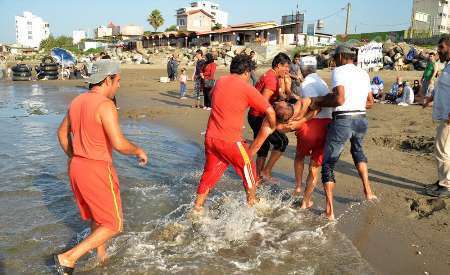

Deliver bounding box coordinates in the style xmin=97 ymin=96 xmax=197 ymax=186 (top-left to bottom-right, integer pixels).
xmin=247 ymin=53 xmax=292 ymax=181
xmin=54 ymin=60 xmax=148 ymax=274
xmin=194 ymin=54 xmax=276 ymax=211
xmin=309 ymin=43 xmax=377 ymax=220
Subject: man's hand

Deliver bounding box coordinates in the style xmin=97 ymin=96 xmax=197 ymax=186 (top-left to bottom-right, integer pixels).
xmin=136 ymin=147 xmax=148 ymax=166
xmin=276 ymin=123 xmax=292 ymax=133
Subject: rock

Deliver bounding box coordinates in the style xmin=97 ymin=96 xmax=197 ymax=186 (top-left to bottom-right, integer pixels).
xmin=383 ymin=56 xmax=393 ymax=65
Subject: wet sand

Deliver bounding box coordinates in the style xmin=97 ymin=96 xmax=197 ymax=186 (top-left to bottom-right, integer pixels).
xmin=5 ymin=65 xmax=449 ymax=274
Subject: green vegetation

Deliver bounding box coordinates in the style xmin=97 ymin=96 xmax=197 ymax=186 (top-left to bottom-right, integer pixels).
xmin=212 ymin=23 xmax=223 ymax=30
xmin=165 ymin=25 xmax=177 ymax=32
xmin=83 ymin=48 xmax=105 ymax=55
xmin=39 ymin=35 xmax=81 ymax=54
xmin=336 ymin=31 xmax=406 ymax=42
xmin=291 ymin=46 xmax=324 ymax=57
xmin=148 ymin=9 xmax=164 ymax=32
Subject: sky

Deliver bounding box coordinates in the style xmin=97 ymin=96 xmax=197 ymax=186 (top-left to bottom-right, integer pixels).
xmin=0 ymin=0 xmax=413 ymax=43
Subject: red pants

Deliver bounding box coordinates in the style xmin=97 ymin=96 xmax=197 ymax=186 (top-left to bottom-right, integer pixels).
xmin=69 ymin=156 xmax=123 ymax=232
xmin=197 ymin=137 xmax=258 ymax=194
xmin=296 ymin=118 xmax=332 ymax=166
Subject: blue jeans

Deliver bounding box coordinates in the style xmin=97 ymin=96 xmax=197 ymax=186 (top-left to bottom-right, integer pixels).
xmin=322 ymin=118 xmax=368 ymax=184
xmin=179 ymin=82 xmax=187 ymax=97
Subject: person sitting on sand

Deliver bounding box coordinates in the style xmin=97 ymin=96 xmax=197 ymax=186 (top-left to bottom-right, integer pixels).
xmin=55 ymin=60 xmax=148 ymax=274
xmin=385 ymin=76 xmax=402 ymax=102
xmin=397 ymin=81 xmax=415 ymax=106
xmin=308 ymin=43 xmax=377 ymax=220
xmin=194 ymin=54 xmax=277 ymax=212
xmin=370 ymin=76 xmax=384 ymax=101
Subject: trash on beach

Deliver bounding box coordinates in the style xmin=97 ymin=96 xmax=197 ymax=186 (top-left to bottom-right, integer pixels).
xmin=159 ymin=77 xmax=170 ymax=83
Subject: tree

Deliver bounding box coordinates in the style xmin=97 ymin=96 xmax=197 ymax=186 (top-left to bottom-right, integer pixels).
xmin=212 ymin=23 xmax=223 ymax=31
xmin=148 ymin=9 xmax=164 ymax=32
xmin=165 ymin=25 xmax=177 ymax=32
xmin=39 ymin=35 xmax=79 ymax=53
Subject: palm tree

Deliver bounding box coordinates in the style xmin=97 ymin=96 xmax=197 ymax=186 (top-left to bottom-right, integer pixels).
xmin=147 ymin=9 xmax=164 ymax=32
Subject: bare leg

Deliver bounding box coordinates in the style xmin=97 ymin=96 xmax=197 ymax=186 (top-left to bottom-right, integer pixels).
xmin=246 ymin=184 xmax=258 ymax=206
xmin=256 ymin=156 xmax=266 ymax=178
xmin=91 ymin=222 xmax=107 ymax=264
xmin=323 ymin=182 xmax=335 ymax=220
xmin=194 ymin=191 xmax=209 ymax=212
xmin=301 ymin=161 xmax=320 ymax=209
xmin=294 ymin=154 xmax=305 ymax=195
xmin=355 ymin=162 xmax=377 ymax=200
xmin=261 ymin=150 xmax=283 ymax=179
xmin=57 ymin=225 xmax=120 ymax=268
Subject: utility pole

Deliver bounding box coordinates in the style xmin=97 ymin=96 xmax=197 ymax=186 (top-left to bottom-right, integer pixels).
xmin=345 ymin=2 xmax=351 ymax=35
xmin=295 ymin=2 xmax=300 ymax=44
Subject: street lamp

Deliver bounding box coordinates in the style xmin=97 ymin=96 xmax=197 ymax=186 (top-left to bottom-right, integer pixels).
xmin=197 ymin=35 xmax=200 ymax=47
xmin=232 ymin=32 xmax=236 ymax=45
xmin=209 ymin=34 xmax=212 ymax=45
xmin=185 ymin=37 xmax=188 ymax=48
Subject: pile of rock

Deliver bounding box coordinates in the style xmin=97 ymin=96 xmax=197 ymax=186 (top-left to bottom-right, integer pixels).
xmin=381 ymin=41 xmax=431 ymax=71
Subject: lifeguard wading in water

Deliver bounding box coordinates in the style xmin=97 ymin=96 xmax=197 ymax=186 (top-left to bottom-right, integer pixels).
xmin=55 ymin=60 xmax=148 ymax=274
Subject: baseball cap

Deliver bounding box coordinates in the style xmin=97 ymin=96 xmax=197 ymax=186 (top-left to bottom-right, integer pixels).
xmin=85 ymin=60 xmax=120 ymax=84
xmin=333 ymin=42 xmax=357 ymax=56
xmin=300 ymin=56 xmax=317 ymax=67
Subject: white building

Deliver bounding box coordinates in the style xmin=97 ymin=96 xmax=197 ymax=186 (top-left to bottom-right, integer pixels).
xmin=15 ymin=11 xmax=50 ymax=48
xmin=73 ymin=30 xmax=87 ymax=44
xmin=95 ymin=26 xmax=113 ymax=38
xmin=177 ymin=1 xmax=228 ymax=27
xmin=412 ymin=0 xmax=450 ymax=35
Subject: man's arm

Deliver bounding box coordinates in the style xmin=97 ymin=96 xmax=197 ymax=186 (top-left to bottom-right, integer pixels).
xmin=98 ymin=101 xmax=148 ymax=165
xmin=311 ymin=86 xmax=345 ymax=109
xmin=57 ymin=113 xmax=73 ymax=158
xmin=261 ymin=88 xmax=274 ymax=101
xmin=249 ymin=118 xmax=274 ymax=157
xmin=366 ymin=91 xmax=374 ymax=109
xmin=292 ymin=97 xmax=312 ymax=119
xmin=288 ymin=109 xmax=319 ymax=130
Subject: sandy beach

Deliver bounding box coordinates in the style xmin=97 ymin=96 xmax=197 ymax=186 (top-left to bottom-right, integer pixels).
xmin=4 ymin=64 xmax=449 ymax=274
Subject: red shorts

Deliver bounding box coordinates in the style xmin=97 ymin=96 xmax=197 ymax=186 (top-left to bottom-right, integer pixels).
xmin=69 ymin=156 xmax=123 ymax=232
xmin=296 ymin=118 xmax=332 ymax=166
xmin=197 ymin=137 xmax=258 ymax=194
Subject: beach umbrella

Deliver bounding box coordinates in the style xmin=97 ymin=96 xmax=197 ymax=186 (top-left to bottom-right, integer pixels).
xmin=50 ymin=48 xmax=77 ymax=67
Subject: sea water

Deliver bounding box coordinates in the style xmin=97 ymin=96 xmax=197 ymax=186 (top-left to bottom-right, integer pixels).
xmin=0 ymin=83 xmax=374 ymax=274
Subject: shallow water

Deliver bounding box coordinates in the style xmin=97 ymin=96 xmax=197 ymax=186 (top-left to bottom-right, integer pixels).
xmin=0 ymin=83 xmax=374 ymax=274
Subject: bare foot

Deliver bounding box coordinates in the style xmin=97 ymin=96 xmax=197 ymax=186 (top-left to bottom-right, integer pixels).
xmin=293 ymin=188 xmax=302 ymax=196
xmin=365 ymin=193 xmax=378 ymax=201
xmin=300 ymin=200 xmax=314 ymax=209
xmin=325 ymin=211 xmax=335 ymax=221
xmin=260 ymin=170 xmax=272 ymax=181
xmin=57 ymin=254 xmax=75 ymax=269
xmin=97 ymin=250 xmax=108 ymax=266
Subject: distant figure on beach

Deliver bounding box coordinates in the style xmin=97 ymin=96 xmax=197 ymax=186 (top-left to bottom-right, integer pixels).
xmin=250 ymin=50 xmax=258 ymax=86
xmin=201 ymin=53 xmax=217 ymax=110
xmin=309 ymin=43 xmax=377 ymax=220
xmin=192 ymin=50 xmax=205 ymax=108
xmin=385 ymin=76 xmax=402 ymax=102
xmin=179 ymin=68 xmax=188 ymax=99
xmin=412 ymin=79 xmax=421 ymax=100
xmin=55 ymin=60 xmax=148 ymax=274
xmin=289 ymin=53 xmax=304 ymax=96
xmin=248 ymin=53 xmax=292 ymax=181
xmin=420 ymin=52 xmax=438 ymax=99
xmin=167 ymin=55 xmax=178 ymax=81
xmin=370 ymin=76 xmax=384 ymax=101
xmin=396 ymin=81 xmax=414 ymax=106
xmin=194 ymin=54 xmax=277 ymax=211
xmin=423 ymin=36 xmax=450 ymax=198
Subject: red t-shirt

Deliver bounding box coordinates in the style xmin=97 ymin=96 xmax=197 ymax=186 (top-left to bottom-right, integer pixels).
xmin=249 ymin=69 xmax=279 ymax=117
xmin=202 ymin=62 xmax=217 ymax=80
xmin=206 ymin=74 xmax=270 ymax=142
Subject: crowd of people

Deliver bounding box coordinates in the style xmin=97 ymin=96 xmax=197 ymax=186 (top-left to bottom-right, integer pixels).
xmin=52 ymin=36 xmax=450 ymax=273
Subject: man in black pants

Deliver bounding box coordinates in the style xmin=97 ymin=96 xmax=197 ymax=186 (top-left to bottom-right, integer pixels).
xmin=248 ymin=53 xmax=291 ymax=180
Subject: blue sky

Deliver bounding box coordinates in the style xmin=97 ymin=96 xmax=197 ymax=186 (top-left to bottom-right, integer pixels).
xmin=0 ymin=0 xmax=413 ymax=43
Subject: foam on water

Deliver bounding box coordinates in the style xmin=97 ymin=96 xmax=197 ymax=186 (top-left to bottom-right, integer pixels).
xmin=0 ymin=83 xmax=374 ymax=275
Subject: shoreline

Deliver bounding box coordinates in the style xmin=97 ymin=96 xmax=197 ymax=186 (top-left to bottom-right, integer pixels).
xmin=3 ymin=66 xmax=449 ymax=274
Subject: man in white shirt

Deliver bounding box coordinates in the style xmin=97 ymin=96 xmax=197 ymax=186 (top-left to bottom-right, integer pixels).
xmin=397 ymin=81 xmax=415 ymax=106
xmin=310 ymin=43 xmax=377 ymax=220
xmin=423 ymin=36 xmax=450 ymax=198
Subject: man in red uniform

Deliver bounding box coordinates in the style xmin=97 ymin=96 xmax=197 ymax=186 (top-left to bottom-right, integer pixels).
xmin=194 ymin=54 xmax=277 ymax=211
xmin=248 ymin=53 xmax=292 ymax=180
xmin=55 ymin=60 xmax=148 ymax=274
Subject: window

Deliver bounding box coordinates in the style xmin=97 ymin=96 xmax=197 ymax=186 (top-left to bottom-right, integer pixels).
xmin=27 ymin=21 xmax=32 ymax=25
xmin=415 ymin=12 xmax=429 ymax=23
xmin=439 ymin=13 xmax=448 ymax=17
xmin=178 ymin=18 xmax=186 ymax=26
xmin=28 ymin=31 xmax=32 ymax=35
xmin=28 ymin=35 xmax=32 ymax=40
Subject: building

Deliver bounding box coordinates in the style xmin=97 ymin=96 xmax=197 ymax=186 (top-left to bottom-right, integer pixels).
xmin=177 ymin=9 xmax=214 ymax=32
xmin=176 ymin=1 xmax=228 ymax=29
xmin=107 ymin=22 xmax=121 ymax=36
xmin=15 ymin=11 xmax=50 ymax=48
xmin=73 ymin=30 xmax=87 ymax=44
xmin=120 ymin=25 xmax=144 ymax=40
xmin=411 ymin=0 xmax=450 ymax=35
xmin=95 ymin=26 xmax=113 ymax=38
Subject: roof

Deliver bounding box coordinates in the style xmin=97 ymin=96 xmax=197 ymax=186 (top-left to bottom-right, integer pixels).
xmin=180 ymin=9 xmax=214 ymax=18
xmin=196 ymin=21 xmax=278 ymax=35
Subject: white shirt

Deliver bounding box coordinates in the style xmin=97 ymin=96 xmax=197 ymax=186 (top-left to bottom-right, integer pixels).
xmin=432 ymin=63 xmax=450 ymax=121
xmin=332 ymin=64 xmax=371 ymax=113
xmin=371 ymin=83 xmax=384 ymax=95
xmin=397 ymin=86 xmax=414 ymax=105
xmin=301 ymin=73 xmax=332 ymax=119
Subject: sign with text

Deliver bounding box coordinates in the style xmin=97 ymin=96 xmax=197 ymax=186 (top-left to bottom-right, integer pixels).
xmin=357 ymin=42 xmax=383 ymax=70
